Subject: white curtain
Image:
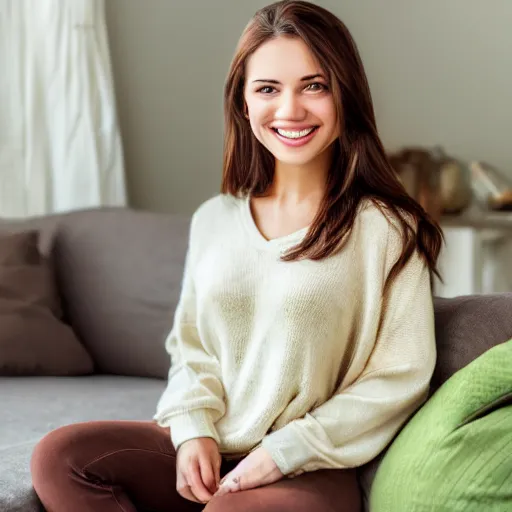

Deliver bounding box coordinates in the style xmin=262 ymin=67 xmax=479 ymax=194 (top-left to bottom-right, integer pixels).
xmin=0 ymin=0 xmax=126 ymax=218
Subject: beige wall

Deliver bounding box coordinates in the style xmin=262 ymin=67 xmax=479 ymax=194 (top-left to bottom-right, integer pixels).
xmin=105 ymin=0 xmax=512 ymax=214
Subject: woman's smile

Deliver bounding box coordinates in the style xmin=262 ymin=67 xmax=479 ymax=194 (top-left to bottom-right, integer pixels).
xmin=270 ymin=126 xmax=320 ymax=147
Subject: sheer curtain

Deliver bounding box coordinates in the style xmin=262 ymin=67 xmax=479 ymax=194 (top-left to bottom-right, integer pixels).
xmin=0 ymin=0 xmax=126 ymax=218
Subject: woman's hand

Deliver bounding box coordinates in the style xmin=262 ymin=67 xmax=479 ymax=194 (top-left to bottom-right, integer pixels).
xmin=213 ymin=446 xmax=284 ymax=497
xmin=176 ymin=437 xmax=221 ymax=503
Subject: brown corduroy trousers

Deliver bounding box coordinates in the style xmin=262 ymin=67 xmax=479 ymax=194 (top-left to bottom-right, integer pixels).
xmin=30 ymin=420 xmax=361 ymax=512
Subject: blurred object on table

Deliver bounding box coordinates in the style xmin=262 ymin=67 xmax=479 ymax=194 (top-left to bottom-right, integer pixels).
xmin=436 ymin=149 xmax=473 ymax=215
xmin=388 ymin=146 xmax=472 ymax=220
xmin=469 ymin=161 xmax=512 ymax=211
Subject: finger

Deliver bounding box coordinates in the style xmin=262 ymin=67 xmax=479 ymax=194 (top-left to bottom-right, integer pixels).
xmin=215 ymin=473 xmax=242 ymax=497
xmin=214 ymin=455 xmax=222 ymax=488
xmin=214 ymin=469 xmax=231 ymax=497
xmin=199 ymin=456 xmax=217 ymax=494
xmin=188 ymin=461 xmax=214 ymax=503
xmin=219 ymin=468 xmax=231 ymax=487
xmin=177 ymin=484 xmax=201 ymax=504
xmin=213 ymin=485 xmax=230 ymax=498
xmin=176 ymin=472 xmax=201 ymax=504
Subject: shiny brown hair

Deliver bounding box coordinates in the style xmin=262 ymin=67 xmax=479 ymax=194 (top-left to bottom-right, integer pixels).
xmin=221 ymin=0 xmax=443 ymax=293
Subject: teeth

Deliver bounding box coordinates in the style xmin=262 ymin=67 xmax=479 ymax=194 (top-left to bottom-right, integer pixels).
xmin=276 ymin=127 xmax=315 ymax=139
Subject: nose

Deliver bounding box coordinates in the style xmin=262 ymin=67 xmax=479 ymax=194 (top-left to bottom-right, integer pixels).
xmin=274 ymin=90 xmax=306 ymax=121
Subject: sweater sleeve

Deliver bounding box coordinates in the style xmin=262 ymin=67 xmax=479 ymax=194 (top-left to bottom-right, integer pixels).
xmin=261 ymin=224 xmax=437 ymax=476
xmin=153 ymin=213 xmax=226 ymax=450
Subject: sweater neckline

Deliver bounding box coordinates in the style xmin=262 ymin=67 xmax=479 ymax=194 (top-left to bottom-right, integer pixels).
xmin=240 ymin=194 xmax=310 ymax=253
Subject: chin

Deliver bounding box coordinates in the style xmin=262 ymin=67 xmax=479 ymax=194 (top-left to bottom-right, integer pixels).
xmin=272 ymin=146 xmax=326 ymax=165
xmin=274 ymin=154 xmax=319 ymax=166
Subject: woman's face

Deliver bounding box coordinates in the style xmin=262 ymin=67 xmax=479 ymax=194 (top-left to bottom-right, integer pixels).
xmin=244 ymin=36 xmax=339 ymax=168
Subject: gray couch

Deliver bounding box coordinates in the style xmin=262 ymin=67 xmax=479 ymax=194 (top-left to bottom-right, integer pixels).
xmin=1 ymin=207 xmax=511 ymax=512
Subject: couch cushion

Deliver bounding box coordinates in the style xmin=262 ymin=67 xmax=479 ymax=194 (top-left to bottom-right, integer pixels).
xmin=432 ymin=293 xmax=512 ymax=389
xmin=0 ymin=230 xmax=93 ymax=376
xmin=0 ymin=207 xmax=191 ymax=379
xmin=1 ymin=444 xmax=41 ymax=512
xmin=0 ymin=215 xmax=60 ymax=258
xmin=0 ymin=231 xmax=40 ymax=264
xmin=369 ymin=339 xmax=512 ymax=511
xmin=0 ymin=375 xmax=167 ymax=512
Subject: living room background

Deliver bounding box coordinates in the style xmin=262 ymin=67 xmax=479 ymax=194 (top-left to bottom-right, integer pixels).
xmin=105 ymin=0 xmax=512 ymax=215
xmin=1 ymin=3 xmax=511 ymax=511
xmin=104 ymin=0 xmax=512 ymax=297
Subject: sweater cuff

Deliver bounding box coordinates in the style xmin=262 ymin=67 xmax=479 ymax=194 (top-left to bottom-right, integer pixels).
xmin=262 ymin=422 xmax=315 ymax=476
xmin=167 ymin=410 xmax=220 ymax=450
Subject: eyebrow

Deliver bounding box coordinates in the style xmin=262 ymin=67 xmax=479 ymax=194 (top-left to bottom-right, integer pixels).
xmin=251 ymin=74 xmax=325 ymax=84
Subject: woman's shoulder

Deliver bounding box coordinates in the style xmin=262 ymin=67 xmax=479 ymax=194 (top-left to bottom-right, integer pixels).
xmin=359 ymin=196 xmax=416 ymax=226
xmin=190 ymin=193 xmax=245 ymax=232
xmin=193 ymin=192 xmax=237 ymax=215
xmin=353 ymin=198 xmax=417 ymax=252
xmin=355 ymin=198 xmax=395 ymax=236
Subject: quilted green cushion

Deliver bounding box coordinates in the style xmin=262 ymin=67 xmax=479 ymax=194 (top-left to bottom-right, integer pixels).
xmin=370 ymin=339 xmax=512 ymax=511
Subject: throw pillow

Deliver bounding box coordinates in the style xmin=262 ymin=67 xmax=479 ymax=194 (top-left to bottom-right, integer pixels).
xmin=0 ymin=230 xmax=94 ymax=375
xmin=370 ymin=338 xmax=512 ymax=512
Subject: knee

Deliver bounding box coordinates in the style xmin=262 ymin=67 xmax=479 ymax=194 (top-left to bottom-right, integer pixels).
xmin=30 ymin=423 xmax=88 ymax=488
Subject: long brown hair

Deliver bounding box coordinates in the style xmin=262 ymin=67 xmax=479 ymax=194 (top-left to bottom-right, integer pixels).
xmin=221 ymin=0 xmax=443 ymax=294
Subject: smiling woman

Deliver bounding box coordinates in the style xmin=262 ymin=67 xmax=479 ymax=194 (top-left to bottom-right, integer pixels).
xmin=244 ymin=40 xmax=338 ymax=158
xmin=30 ymin=2 xmax=443 ymax=512
xmin=222 ymin=3 xmax=442 ymax=289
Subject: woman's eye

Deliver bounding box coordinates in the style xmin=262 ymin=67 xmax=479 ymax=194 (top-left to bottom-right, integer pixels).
xmin=306 ymin=82 xmax=327 ymax=92
xmin=257 ymin=86 xmax=275 ymax=94
xmin=256 ymin=83 xmax=327 ymax=95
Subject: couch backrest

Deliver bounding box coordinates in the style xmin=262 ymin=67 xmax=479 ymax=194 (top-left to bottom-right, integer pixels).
xmin=0 ymin=207 xmax=191 ymax=379
xmin=432 ymin=293 xmax=512 ymax=390
xmin=1 ymin=208 xmax=511 ymax=382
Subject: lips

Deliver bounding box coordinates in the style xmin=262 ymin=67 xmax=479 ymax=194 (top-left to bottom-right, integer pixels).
xmin=272 ymin=127 xmax=316 ymax=138
xmin=270 ymin=126 xmax=320 ymax=147
xmin=270 ymin=125 xmax=319 ymax=132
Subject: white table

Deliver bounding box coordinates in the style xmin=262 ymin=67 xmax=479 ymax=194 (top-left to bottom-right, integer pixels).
xmin=435 ymin=205 xmax=512 ymax=297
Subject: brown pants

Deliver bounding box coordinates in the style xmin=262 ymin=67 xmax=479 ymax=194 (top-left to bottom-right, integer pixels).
xmin=30 ymin=420 xmax=361 ymax=512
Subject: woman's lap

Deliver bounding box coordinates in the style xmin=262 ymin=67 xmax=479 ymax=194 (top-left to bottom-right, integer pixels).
xmin=207 ymin=468 xmax=361 ymax=512
xmin=30 ymin=420 xmax=361 ymax=512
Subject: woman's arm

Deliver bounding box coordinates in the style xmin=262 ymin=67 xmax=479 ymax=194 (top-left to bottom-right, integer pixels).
xmin=153 ymin=214 xmax=226 ymax=451
xmin=262 ymin=224 xmax=437 ymax=476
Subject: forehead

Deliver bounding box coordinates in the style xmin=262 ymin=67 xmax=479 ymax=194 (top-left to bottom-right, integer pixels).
xmin=245 ymin=36 xmax=323 ymax=81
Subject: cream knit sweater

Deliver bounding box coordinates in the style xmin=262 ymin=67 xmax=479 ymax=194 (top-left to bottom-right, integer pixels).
xmin=153 ymin=193 xmax=436 ymax=476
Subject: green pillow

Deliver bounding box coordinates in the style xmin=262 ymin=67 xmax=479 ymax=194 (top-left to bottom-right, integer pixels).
xmin=370 ymin=339 xmax=512 ymax=512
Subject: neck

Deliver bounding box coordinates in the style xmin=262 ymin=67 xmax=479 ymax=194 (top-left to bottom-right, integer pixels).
xmin=268 ymin=149 xmax=332 ymax=204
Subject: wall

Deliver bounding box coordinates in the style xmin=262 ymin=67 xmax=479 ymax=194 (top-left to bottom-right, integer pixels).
xmin=105 ymin=0 xmax=512 ymax=214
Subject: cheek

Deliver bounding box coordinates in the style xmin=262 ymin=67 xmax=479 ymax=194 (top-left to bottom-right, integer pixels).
xmin=315 ymin=103 xmax=337 ymax=126
xmin=249 ymin=101 xmax=273 ymax=124
xmin=248 ymin=104 xmax=274 ymax=141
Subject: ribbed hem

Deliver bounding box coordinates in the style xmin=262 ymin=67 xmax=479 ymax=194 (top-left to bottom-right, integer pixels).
xmin=167 ymin=410 xmax=220 ymax=450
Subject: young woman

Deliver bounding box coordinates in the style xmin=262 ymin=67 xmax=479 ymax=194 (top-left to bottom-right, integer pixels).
xmin=30 ymin=1 xmax=443 ymax=511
